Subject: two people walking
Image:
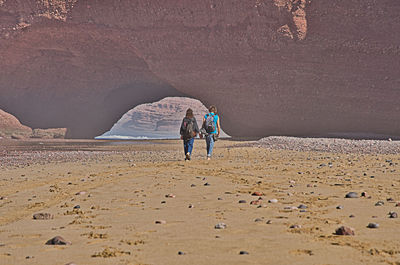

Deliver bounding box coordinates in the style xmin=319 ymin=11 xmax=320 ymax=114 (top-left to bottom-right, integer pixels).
xmin=180 ymin=105 xmax=220 ymax=161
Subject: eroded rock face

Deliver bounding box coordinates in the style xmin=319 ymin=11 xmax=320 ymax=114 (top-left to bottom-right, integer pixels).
xmin=1 ymin=1 xmax=400 ymax=138
xmin=0 ymin=109 xmax=32 ymax=138
xmin=0 ymin=109 xmax=67 ymax=139
xmin=98 ymin=97 xmax=229 ymax=139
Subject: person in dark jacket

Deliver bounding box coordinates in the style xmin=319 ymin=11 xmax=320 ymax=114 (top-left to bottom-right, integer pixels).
xmin=180 ymin=108 xmax=200 ymax=160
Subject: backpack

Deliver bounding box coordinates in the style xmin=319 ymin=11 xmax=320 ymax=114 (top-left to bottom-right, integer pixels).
xmin=204 ymin=113 xmax=216 ymax=133
xmin=182 ymin=118 xmax=195 ymax=139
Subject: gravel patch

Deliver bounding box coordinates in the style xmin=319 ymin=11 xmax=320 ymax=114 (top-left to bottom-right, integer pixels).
xmin=255 ymin=136 xmax=400 ymax=154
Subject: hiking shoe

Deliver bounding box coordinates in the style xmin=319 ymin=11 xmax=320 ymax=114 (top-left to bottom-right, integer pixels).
xmin=186 ymin=153 xmax=191 ymax=160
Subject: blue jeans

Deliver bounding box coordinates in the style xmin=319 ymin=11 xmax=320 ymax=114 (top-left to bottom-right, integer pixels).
xmin=206 ymin=134 xmax=215 ymax=157
xmin=183 ymin=138 xmax=195 ymax=155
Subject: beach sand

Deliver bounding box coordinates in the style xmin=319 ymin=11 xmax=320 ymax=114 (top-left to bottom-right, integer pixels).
xmin=1 ymin=139 xmax=400 ymax=265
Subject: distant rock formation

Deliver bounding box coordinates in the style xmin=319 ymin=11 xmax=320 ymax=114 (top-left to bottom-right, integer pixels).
xmin=98 ymin=97 xmax=229 ymax=139
xmin=0 ymin=109 xmax=32 ymax=139
xmin=0 ymin=1 xmax=400 ymax=139
xmin=0 ymin=109 xmax=67 ymax=139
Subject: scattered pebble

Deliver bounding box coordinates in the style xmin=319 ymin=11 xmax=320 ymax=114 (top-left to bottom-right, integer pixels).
xmin=266 ymin=220 xmax=272 ymax=224
xmin=389 ymin=212 xmax=398 ymax=218
xmin=215 ymin=223 xmax=227 ymax=229
xmin=75 ymin=191 xmax=86 ymax=196
xmin=289 ymin=224 xmax=301 ymax=229
xmin=349 ymin=214 xmax=355 ymax=218
xmin=33 ymin=213 xmax=53 ymax=220
xmin=239 ymin=251 xmax=249 ymax=255
xmin=375 ymin=201 xmax=384 ymax=206
xmin=188 ymin=204 xmax=194 ymax=208
xmin=190 ymin=184 xmax=196 ymax=187
xmin=268 ymin=199 xmax=278 ymax=203
xmin=361 ymin=192 xmax=367 ymax=197
xmin=250 ymin=200 xmax=262 ymax=205
xmin=45 ymin=236 xmax=71 ymax=245
xmin=345 ymin=192 xmax=358 ymax=198
xmin=336 ymin=205 xmax=343 ymax=209
xmin=396 ymin=202 xmax=400 ymax=207
xmin=73 ymin=205 xmax=80 ymax=209
xmin=252 ymin=192 xmax=263 ymax=196
xmin=387 ymin=197 xmax=394 ymax=202
xmin=178 ymin=251 xmax=185 ymax=255
xmin=298 ymin=204 xmax=307 ymax=209
xmin=335 ymin=226 xmax=355 ymax=235
xmin=165 ymin=194 xmax=175 ymax=198
xmin=204 ymin=182 xmax=210 ymax=186
xmin=25 ymin=256 xmax=34 ymax=259
xmin=254 ymin=218 xmax=263 ymax=222
xmin=367 ymin=223 xmax=379 ymax=229
xmin=238 ymin=200 xmax=247 ymax=204
xmin=155 ymin=220 xmax=167 ymax=224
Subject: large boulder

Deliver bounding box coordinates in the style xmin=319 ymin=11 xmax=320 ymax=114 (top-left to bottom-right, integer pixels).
xmin=0 ymin=1 xmax=399 ymax=138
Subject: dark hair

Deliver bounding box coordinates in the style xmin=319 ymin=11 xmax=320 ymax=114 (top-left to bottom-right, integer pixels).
xmin=186 ymin=108 xmax=194 ymax=118
xmin=208 ymin=105 xmax=217 ymax=114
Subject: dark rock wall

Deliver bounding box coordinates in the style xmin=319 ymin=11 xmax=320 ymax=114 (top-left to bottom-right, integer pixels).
xmin=0 ymin=1 xmax=399 ymax=138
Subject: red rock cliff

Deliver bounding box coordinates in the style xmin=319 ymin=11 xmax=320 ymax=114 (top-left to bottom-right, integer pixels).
xmin=0 ymin=1 xmax=399 ymax=138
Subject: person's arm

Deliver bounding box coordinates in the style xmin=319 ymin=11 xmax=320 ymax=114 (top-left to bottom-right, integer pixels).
xmin=217 ymin=116 xmax=221 ymax=137
xmin=193 ymin=118 xmax=199 ymax=137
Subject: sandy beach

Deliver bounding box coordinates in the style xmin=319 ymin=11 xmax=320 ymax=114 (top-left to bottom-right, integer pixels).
xmin=1 ymin=138 xmax=400 ymax=265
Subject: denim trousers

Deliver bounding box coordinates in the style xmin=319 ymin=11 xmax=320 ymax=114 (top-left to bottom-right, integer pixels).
xmin=206 ymin=134 xmax=215 ymax=157
xmin=183 ymin=137 xmax=195 ymax=155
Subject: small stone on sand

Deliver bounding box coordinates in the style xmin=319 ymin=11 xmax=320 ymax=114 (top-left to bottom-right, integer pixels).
xmin=252 ymin=192 xmax=263 ymax=196
xmin=375 ymin=201 xmax=384 ymax=206
xmin=268 ymin=199 xmax=278 ymax=203
xmin=165 ymin=194 xmax=175 ymax=198
xmin=367 ymin=223 xmax=379 ymax=228
xmin=75 ymin=191 xmax=86 ymax=196
xmin=389 ymin=212 xmax=398 ymax=218
xmin=250 ymin=200 xmax=262 ymax=205
xmin=336 ymin=205 xmax=343 ymax=209
xmin=290 ymin=224 xmax=301 ymax=229
xmin=155 ymin=220 xmax=167 ymax=224
xmin=215 ymin=223 xmax=227 ymax=229
xmin=33 ymin=213 xmax=53 ymax=220
xmin=238 ymin=200 xmax=247 ymax=204
xmin=345 ymin=192 xmax=358 ymax=198
xmin=239 ymin=251 xmax=249 ymax=255
xmin=335 ymin=226 xmax=355 ymax=235
xmin=178 ymin=251 xmax=185 ymax=255
xmin=45 ymin=236 xmax=71 ymax=245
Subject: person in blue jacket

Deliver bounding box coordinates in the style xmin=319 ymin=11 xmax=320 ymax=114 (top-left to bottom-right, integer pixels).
xmin=201 ymin=105 xmax=221 ymax=160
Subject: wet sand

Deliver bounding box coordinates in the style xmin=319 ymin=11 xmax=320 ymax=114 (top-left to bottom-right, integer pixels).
xmin=1 ymin=138 xmax=400 ymax=265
